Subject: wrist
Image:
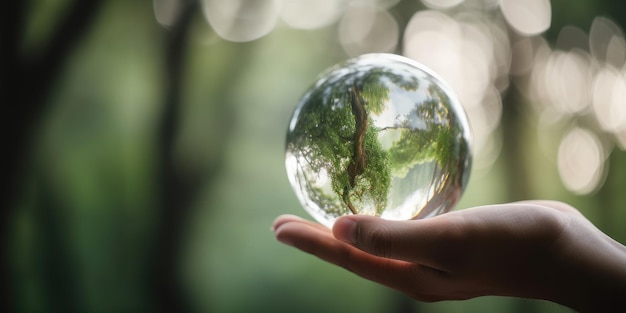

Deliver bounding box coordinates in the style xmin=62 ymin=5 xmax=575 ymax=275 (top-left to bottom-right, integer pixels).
xmin=547 ymin=223 xmax=626 ymax=312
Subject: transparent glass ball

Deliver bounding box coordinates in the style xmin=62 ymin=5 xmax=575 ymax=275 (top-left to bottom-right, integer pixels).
xmin=285 ymin=53 xmax=472 ymax=228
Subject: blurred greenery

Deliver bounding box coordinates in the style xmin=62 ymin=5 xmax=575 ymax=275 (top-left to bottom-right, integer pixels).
xmin=2 ymin=0 xmax=626 ymax=312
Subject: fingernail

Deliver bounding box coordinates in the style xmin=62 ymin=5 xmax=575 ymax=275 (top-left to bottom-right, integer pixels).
xmin=272 ymin=214 xmax=303 ymax=233
xmin=333 ymin=216 xmax=357 ymax=245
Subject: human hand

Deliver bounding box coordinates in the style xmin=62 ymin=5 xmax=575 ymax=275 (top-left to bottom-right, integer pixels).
xmin=273 ymin=201 xmax=626 ymax=312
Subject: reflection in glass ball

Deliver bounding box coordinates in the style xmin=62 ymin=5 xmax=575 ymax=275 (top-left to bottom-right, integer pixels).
xmin=285 ymin=54 xmax=472 ymax=228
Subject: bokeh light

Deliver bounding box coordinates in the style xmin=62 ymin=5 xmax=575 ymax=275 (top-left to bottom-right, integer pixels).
xmin=280 ymin=0 xmax=345 ymax=30
xmin=338 ymin=4 xmax=399 ymax=56
xmin=201 ymin=0 xmax=280 ymax=42
xmin=593 ymin=66 xmax=626 ymax=132
xmin=403 ymin=8 xmax=508 ymax=173
xmin=421 ymin=0 xmax=465 ymax=10
xmin=153 ymin=0 xmax=183 ymax=27
xmin=500 ymin=0 xmax=551 ymax=36
xmin=543 ymin=50 xmax=592 ymax=115
xmin=590 ymin=16 xmax=626 ymax=67
xmin=557 ymin=127 xmax=606 ymax=195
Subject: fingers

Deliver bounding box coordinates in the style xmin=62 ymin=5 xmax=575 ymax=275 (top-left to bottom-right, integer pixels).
xmin=272 ymin=214 xmax=329 ymax=232
xmin=274 ymin=215 xmax=382 ymax=271
xmin=332 ymin=214 xmax=461 ymax=271
xmin=273 ymin=215 xmax=334 ymax=249
xmin=272 ymin=215 xmax=450 ymax=298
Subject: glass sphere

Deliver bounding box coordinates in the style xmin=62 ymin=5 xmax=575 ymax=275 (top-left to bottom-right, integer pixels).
xmin=285 ymin=53 xmax=472 ymax=228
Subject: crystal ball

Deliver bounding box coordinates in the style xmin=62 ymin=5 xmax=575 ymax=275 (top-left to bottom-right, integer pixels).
xmin=285 ymin=53 xmax=472 ymax=228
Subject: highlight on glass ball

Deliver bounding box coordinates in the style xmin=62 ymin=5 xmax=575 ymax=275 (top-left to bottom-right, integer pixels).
xmin=285 ymin=53 xmax=472 ymax=228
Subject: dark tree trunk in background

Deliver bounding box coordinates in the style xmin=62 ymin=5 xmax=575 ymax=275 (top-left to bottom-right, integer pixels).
xmin=500 ymin=86 xmax=532 ymax=201
xmin=0 ymin=2 xmax=103 ymax=312
xmin=152 ymin=1 xmax=198 ymax=312
xmin=0 ymin=3 xmax=25 ymax=309
xmin=151 ymin=2 xmax=254 ymax=310
xmin=34 ymin=171 xmax=84 ymax=313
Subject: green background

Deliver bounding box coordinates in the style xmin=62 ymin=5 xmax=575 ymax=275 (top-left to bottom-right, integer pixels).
xmin=3 ymin=0 xmax=626 ymax=312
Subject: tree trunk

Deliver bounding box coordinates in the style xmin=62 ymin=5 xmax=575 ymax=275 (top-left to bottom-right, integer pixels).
xmin=0 ymin=2 xmax=103 ymax=311
xmin=151 ymin=1 xmax=197 ymax=312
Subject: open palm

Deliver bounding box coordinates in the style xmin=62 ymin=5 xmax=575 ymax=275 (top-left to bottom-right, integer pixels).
xmin=273 ymin=201 xmax=626 ymax=312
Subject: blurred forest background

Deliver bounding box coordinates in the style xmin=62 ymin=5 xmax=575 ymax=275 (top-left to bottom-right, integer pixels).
xmin=2 ymin=0 xmax=626 ymax=312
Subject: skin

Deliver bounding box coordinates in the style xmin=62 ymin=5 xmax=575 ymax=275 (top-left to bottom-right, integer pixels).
xmin=273 ymin=201 xmax=626 ymax=312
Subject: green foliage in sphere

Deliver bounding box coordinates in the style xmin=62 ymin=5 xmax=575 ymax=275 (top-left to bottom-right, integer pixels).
xmin=286 ymin=54 xmax=472 ymax=228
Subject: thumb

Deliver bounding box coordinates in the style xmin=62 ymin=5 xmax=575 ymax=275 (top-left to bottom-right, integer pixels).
xmin=332 ymin=214 xmax=453 ymax=269
xmin=332 ymin=215 xmax=419 ymax=261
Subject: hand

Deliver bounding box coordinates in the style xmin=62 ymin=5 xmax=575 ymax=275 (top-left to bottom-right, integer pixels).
xmin=273 ymin=201 xmax=626 ymax=312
